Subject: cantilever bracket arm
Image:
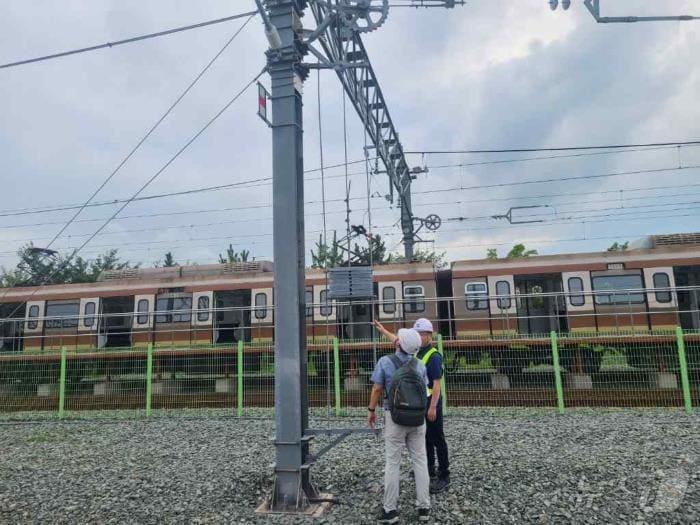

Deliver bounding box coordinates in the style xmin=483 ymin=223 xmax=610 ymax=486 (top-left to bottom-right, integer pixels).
xmin=492 ymin=205 xmax=550 ymax=225
xmin=584 ymin=0 xmax=698 ymax=23
xmin=305 ymin=428 xmax=378 ymax=462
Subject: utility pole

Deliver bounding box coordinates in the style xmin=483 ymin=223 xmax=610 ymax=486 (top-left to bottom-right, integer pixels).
xmin=260 ymin=0 xmax=316 ymax=512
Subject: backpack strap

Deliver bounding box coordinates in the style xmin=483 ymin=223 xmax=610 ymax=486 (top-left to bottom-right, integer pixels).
xmin=388 ymin=354 xmax=403 ymax=371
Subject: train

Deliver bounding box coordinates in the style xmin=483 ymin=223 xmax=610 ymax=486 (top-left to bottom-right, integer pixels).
xmin=1 ymin=232 xmax=699 ymax=376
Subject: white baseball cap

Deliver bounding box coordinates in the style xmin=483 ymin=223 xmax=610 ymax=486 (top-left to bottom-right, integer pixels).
xmin=413 ymin=318 xmax=434 ymax=333
xmin=397 ymin=328 xmax=422 ymax=355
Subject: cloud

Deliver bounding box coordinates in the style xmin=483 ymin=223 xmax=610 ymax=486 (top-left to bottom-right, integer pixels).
xmin=0 ymin=0 xmax=699 ymax=270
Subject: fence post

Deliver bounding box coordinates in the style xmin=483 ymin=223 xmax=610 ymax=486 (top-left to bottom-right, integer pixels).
xmin=550 ymin=332 xmax=565 ymax=415
xmin=333 ymin=337 xmax=342 ymax=416
xmin=676 ymin=327 xmax=693 ymax=414
xmin=437 ymin=334 xmax=447 ymax=414
xmin=58 ymin=346 xmax=67 ymax=419
xmin=145 ymin=343 xmax=153 ymax=417
xmin=237 ymin=340 xmax=244 ymax=417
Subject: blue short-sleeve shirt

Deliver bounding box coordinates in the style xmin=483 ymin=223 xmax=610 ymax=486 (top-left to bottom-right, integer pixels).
xmin=371 ymin=350 xmax=429 ymax=409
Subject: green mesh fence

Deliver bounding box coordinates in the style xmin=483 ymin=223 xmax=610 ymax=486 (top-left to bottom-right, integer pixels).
xmin=1 ymin=330 xmax=698 ymax=419
xmin=443 ymin=334 xmax=559 ymax=408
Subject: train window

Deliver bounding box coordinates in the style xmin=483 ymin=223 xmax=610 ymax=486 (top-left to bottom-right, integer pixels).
xmin=197 ymin=296 xmax=210 ymax=322
xmin=653 ymin=273 xmax=672 ymax=304
xmin=382 ymin=286 xmax=397 ymax=314
xmin=155 ymin=297 xmax=168 ymax=324
xmin=27 ymin=305 xmax=40 ymax=329
xmin=404 ymin=285 xmax=425 ymax=314
xmin=45 ymin=301 xmax=80 ymax=329
xmin=156 ymin=295 xmax=192 ymax=324
xmin=319 ymin=290 xmax=332 ymax=317
xmin=592 ymin=275 xmax=644 ymax=305
xmin=305 ymin=289 xmax=313 ymax=318
xmin=83 ymin=302 xmax=96 ymax=328
xmin=465 ymin=282 xmax=488 ymax=310
xmin=255 ymin=293 xmax=268 ymax=320
xmin=495 ymin=281 xmax=512 ymax=310
xmin=568 ymin=277 xmax=585 ymax=307
xmin=137 ymin=299 xmax=150 ymax=325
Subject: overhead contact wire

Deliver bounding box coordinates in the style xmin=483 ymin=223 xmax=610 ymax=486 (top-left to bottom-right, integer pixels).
xmin=0 ymin=11 xmax=258 ymax=70
xmin=39 ymin=14 xmax=255 ymax=253
xmin=0 ymin=67 xmax=265 ymax=320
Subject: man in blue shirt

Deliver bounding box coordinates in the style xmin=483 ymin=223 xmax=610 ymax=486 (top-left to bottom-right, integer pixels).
xmin=374 ymin=318 xmax=450 ymax=494
xmin=368 ymin=328 xmax=431 ymax=524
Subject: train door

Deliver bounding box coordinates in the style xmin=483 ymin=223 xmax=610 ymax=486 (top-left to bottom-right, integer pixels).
xmin=676 ymin=266 xmax=700 ymax=330
xmin=515 ymin=274 xmax=568 ymax=335
xmin=214 ymin=291 xmax=251 ymax=344
xmin=0 ymin=303 xmax=25 ymax=352
xmin=99 ymin=297 xmax=134 ymax=348
xmin=338 ymin=301 xmax=372 ymax=341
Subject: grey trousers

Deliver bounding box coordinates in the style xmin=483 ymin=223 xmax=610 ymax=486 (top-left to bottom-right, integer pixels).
xmin=383 ymin=415 xmax=431 ymax=512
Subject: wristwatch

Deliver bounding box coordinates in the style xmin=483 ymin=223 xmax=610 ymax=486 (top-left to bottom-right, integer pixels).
xmin=367 ymin=407 xmax=376 ymax=412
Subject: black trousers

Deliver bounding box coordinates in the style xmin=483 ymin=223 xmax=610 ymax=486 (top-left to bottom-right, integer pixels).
xmin=426 ymin=398 xmax=449 ymax=479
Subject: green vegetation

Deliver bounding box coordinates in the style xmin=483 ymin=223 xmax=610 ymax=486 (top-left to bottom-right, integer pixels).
xmin=0 ymin=244 xmax=135 ymax=287
xmin=218 ymin=245 xmax=252 ymax=264
xmin=486 ymin=244 xmax=538 ymax=259
xmin=607 ymin=241 xmax=629 ymax=252
xmin=311 ymin=230 xmax=446 ymax=268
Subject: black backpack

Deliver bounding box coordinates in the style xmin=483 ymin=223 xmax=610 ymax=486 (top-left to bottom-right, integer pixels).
xmin=387 ymin=354 xmax=428 ymax=427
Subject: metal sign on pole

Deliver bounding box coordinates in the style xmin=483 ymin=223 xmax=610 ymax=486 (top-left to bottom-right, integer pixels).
xmin=257 ymin=81 xmax=272 ymax=127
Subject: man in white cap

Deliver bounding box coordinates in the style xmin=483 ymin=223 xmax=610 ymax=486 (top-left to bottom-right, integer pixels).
xmin=374 ymin=318 xmax=450 ymax=494
xmin=368 ymin=328 xmax=431 ymax=524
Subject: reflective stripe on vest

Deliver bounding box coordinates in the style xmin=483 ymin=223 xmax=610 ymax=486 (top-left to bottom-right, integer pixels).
xmin=420 ymin=347 xmax=439 ymax=396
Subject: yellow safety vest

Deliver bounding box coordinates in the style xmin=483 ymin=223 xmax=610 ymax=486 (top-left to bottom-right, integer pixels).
xmin=419 ymin=347 xmax=440 ymax=396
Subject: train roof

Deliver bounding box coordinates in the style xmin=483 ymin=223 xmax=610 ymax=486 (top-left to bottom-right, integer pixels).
xmin=97 ymin=261 xmax=274 ymax=281
xmin=630 ymin=233 xmax=700 ymax=249
xmin=0 ymin=261 xmax=436 ymax=302
xmin=451 ymin=233 xmax=700 ymax=274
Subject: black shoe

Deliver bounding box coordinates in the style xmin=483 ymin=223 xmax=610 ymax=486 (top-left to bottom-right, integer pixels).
xmin=418 ymin=508 xmax=430 ymax=522
xmin=430 ymin=477 xmax=450 ymax=494
xmin=377 ymin=509 xmax=399 ymax=524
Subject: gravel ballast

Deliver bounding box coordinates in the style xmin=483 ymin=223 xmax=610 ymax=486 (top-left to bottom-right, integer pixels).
xmin=0 ymin=409 xmax=698 ymax=524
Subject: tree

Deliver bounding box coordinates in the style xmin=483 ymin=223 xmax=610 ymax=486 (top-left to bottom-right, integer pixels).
xmin=506 ymin=244 xmax=538 ymax=258
xmin=486 ymin=248 xmax=498 ymax=260
xmin=0 ymin=244 xmax=134 ymax=287
xmin=218 ymin=244 xmax=252 ymax=264
xmin=607 ymin=241 xmax=629 ymax=252
xmin=311 ymin=232 xmax=344 ymax=269
xmin=153 ymin=252 xmax=178 ymax=268
xmin=386 ymin=248 xmax=448 ymax=269
xmin=354 ymin=234 xmax=389 ymax=266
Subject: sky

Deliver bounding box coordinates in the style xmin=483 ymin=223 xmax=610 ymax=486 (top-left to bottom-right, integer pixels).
xmin=1 ymin=0 xmax=699 ymax=270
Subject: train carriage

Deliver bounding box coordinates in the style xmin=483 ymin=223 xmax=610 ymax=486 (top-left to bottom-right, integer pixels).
xmin=0 ymin=261 xmax=441 ymax=354
xmin=1 ymin=233 xmax=699 ymax=383
xmin=449 ymin=233 xmax=700 ymax=376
